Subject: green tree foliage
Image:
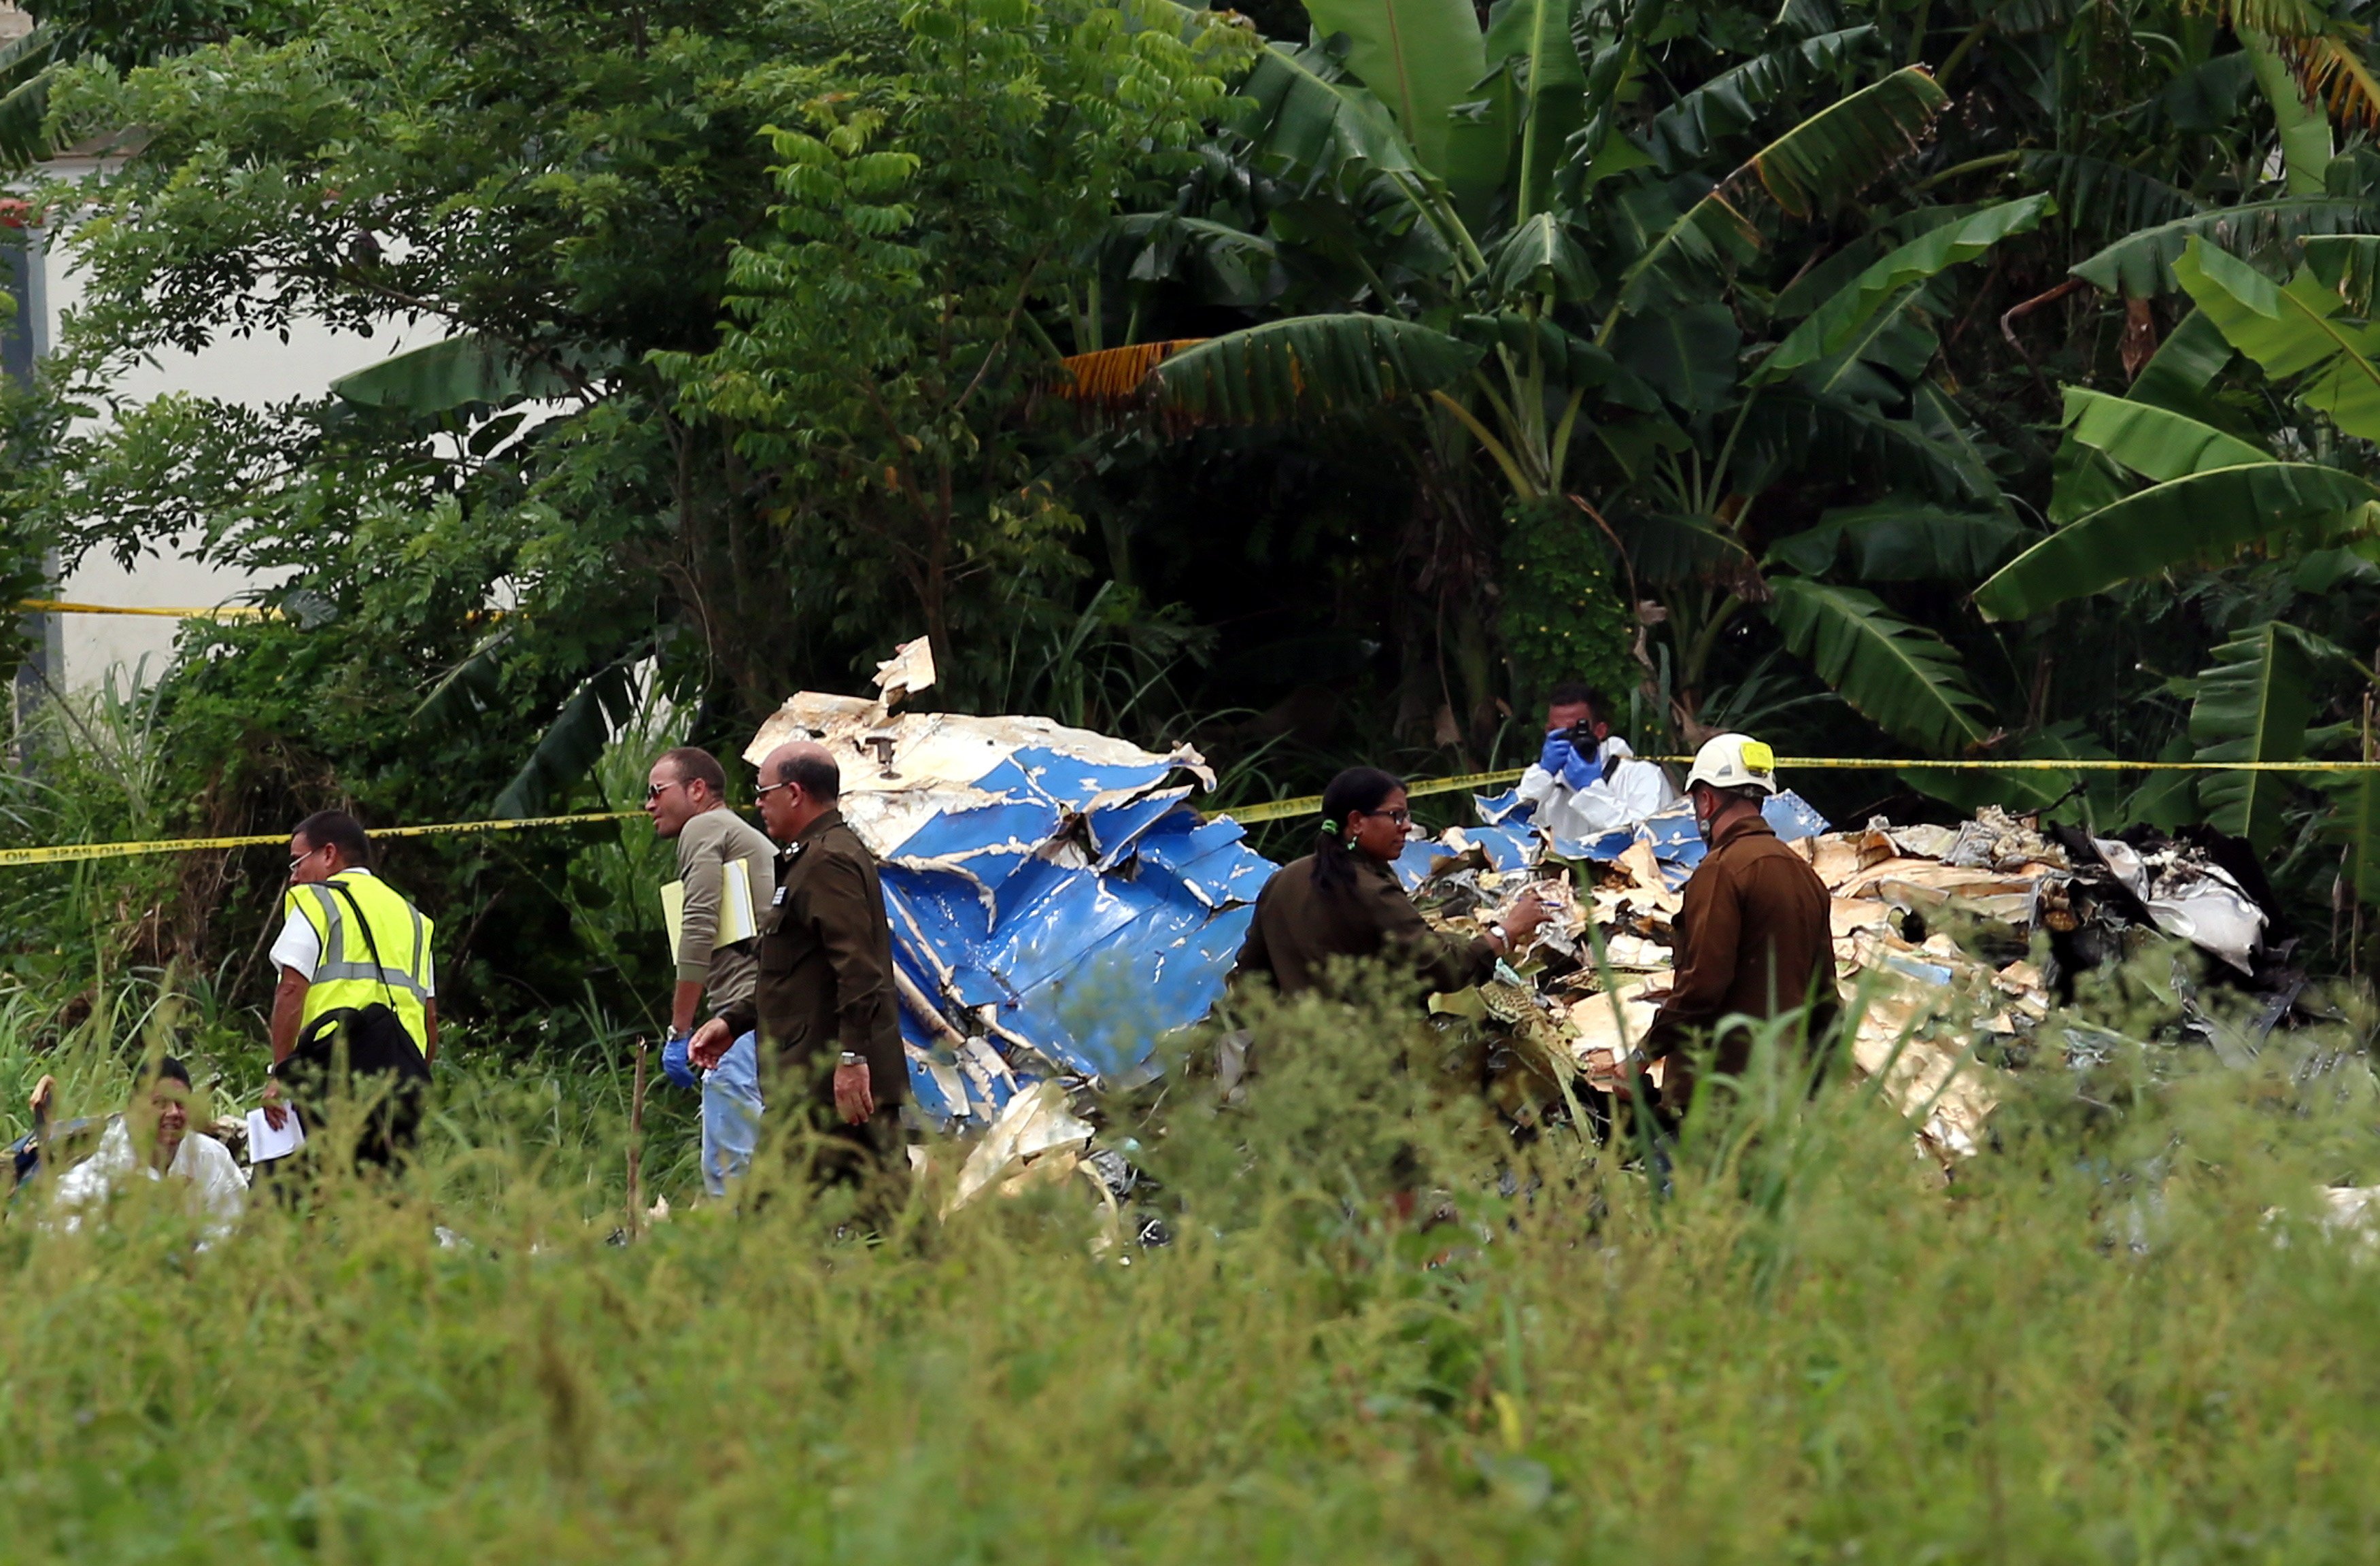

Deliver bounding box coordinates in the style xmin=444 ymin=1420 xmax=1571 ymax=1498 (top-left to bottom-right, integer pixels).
xmin=1499 ymin=498 xmax=1635 ymax=707
xmin=660 ymin=0 xmax=1253 ymax=663
xmin=28 ymin=0 xmax=2380 ymax=1002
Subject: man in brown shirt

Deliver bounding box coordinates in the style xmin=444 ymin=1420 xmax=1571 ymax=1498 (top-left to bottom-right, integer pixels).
xmin=690 ymin=741 xmax=906 ymax=1189
xmin=1640 ymin=734 xmax=1838 ymax=1114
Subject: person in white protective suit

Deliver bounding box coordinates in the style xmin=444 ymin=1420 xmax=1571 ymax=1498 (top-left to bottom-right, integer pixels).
xmin=1514 ymin=681 xmax=1678 ymax=841
xmin=48 ymin=1055 xmax=247 ymax=1244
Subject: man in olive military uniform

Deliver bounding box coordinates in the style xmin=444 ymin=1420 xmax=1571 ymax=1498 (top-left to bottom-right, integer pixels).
xmin=689 ymin=741 xmax=906 ymax=1191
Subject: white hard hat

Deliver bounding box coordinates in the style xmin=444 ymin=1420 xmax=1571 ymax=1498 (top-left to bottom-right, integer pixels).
xmin=1686 ymin=733 xmax=1778 ymax=795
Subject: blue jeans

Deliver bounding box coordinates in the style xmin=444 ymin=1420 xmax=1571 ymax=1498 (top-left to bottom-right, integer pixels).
xmin=702 ymin=1032 xmax=764 ymax=1197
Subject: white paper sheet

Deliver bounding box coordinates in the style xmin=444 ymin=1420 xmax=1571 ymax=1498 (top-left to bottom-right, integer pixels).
xmin=246 ymin=1106 xmax=305 ymax=1164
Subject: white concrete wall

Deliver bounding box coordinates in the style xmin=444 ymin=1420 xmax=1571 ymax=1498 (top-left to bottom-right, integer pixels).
xmin=15 ymin=137 xmax=439 ymax=689
xmin=37 ymin=220 xmax=437 ymax=687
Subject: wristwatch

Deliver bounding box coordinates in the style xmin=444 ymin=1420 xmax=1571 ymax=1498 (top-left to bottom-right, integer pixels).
xmin=838 ymin=1051 xmax=865 ymax=1068
xmin=1486 ymin=921 xmax=1510 ymax=946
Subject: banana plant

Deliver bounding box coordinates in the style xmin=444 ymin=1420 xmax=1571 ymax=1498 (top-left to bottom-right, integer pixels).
xmin=1072 ymin=0 xmax=2075 ymax=753
xmin=1976 ymin=237 xmax=2380 ymax=623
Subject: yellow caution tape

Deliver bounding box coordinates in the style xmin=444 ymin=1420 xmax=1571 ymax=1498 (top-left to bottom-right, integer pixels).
xmin=1665 ymin=757 xmax=2380 ymax=772
xmin=1210 ymin=755 xmax=2380 ymax=826
xmin=0 ymin=811 xmax=639 ymax=868
xmin=16 ymin=600 xmax=282 ymax=621
xmin=14 ymin=752 xmax=2380 ymax=866
xmin=1215 ymin=767 xmax=1531 ymax=825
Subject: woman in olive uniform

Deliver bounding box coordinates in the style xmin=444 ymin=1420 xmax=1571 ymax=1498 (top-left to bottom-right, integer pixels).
xmin=1232 ymin=767 xmax=1548 ymax=1001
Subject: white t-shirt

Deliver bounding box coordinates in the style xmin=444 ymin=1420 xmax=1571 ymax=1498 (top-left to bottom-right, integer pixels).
xmin=271 ymin=872 xmax=437 ymax=995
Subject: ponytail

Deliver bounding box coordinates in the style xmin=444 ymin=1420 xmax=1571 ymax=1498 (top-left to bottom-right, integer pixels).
xmin=1312 ymin=766 xmax=1404 ymax=893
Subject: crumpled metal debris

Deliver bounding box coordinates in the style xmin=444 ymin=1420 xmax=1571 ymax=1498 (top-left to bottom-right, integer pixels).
xmin=746 ymin=642 xmax=1274 ymax=1128
xmin=1406 ymin=785 xmax=2292 ymax=1163
xmin=2088 ymin=836 xmax=2266 ymax=974
xmin=945 ymin=1079 xmax=1098 ymax=1212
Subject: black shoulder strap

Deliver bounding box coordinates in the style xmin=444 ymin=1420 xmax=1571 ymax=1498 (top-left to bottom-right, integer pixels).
xmin=326 ymin=880 xmax=400 ymax=1006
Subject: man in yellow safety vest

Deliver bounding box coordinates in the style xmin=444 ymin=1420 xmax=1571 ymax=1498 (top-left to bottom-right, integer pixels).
xmin=259 ymin=811 xmax=438 ymax=1155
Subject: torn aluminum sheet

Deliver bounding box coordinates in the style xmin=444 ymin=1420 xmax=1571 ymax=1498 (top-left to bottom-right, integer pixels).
xmin=2089 ymin=836 xmax=2266 ymax=974
xmin=748 ymin=649 xmax=1272 ymax=1129
xmin=945 ymin=1079 xmax=1097 ymax=1212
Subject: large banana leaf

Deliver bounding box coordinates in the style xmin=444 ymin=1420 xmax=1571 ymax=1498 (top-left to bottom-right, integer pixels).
xmin=1482 ymin=211 xmax=1595 ymax=303
xmin=1147 ymin=315 xmax=1482 ymax=422
xmin=1760 ymin=196 xmax=2048 ymax=383
xmin=1972 ymin=462 xmax=2380 ymax=621
xmin=0 ymin=27 xmax=54 ymax=169
xmin=1302 ymin=0 xmax=1485 ymax=180
xmin=492 ymin=653 xmax=649 ymax=821
xmin=1741 ymin=63 xmax=1945 ymax=219
xmin=1457 ymin=311 xmax=1635 ymax=398
xmin=2322 ymin=768 xmax=2380 ymax=906
xmin=1238 ymin=41 xmax=1421 ymax=188
xmin=2243 ymin=29 xmax=2331 ymax=198
xmin=1793 ymin=299 xmax=1938 ymax=401
xmin=1610 ymin=66 xmax=1947 ymax=320
xmin=413 ymin=625 xmax=516 ymax=728
xmin=1459 ymin=0 xmax=1588 ymax=217
xmin=2305 ymin=233 xmax=2380 ymax=311
xmin=2056 ymin=386 xmax=2270 ymax=482
xmin=1765 ymin=501 xmax=2026 ymax=580
xmin=2188 ymin=619 xmax=2330 ymax=851
xmin=1767 ymin=575 xmax=1990 ymax=753
xmin=2173 ymin=236 xmax=2380 ymax=443
xmin=2018 ymin=152 xmax=2199 ymax=242
xmin=1622 ymin=509 xmax=1763 ymax=586
xmin=2047 ymin=387 xmax=2266 ymax=526
xmin=2069 ymin=197 xmax=2380 ymax=297
xmin=1744 ymin=388 xmax=2002 ymax=507
xmin=1644 ymin=27 xmax=1875 ymax=170
xmin=2126 ymin=309 xmax=2242 ymax=430
xmin=1610 ymin=302 xmax=1741 ymax=413
xmin=332 ymin=334 xmax=583 ymax=413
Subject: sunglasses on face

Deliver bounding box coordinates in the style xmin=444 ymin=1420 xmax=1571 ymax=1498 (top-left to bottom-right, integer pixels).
xmin=644 ymin=779 xmax=682 ymax=802
xmin=755 ymin=779 xmax=799 ymax=801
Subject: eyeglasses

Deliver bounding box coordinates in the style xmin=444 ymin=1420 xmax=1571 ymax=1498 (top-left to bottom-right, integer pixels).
xmin=644 ymin=778 xmax=682 ymax=802
xmin=287 ymin=844 xmax=326 ymax=876
xmin=755 ymin=779 xmax=799 ymax=800
xmin=1358 ymin=807 xmax=1411 ymax=826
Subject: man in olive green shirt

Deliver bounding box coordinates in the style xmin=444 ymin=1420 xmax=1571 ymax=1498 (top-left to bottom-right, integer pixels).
xmin=644 ymin=745 xmax=777 ymax=1194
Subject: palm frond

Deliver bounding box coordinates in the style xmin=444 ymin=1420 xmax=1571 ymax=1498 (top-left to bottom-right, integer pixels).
xmin=1973 ymin=462 xmax=2380 ymax=620
xmin=1146 ymin=316 xmax=1482 ymax=424
xmin=2071 ymin=196 xmax=2379 ymax=296
xmin=1767 ymin=575 xmax=1991 ymax=753
xmin=2018 ymin=152 xmax=2200 ymax=243
xmin=2189 ymin=619 xmax=2334 ymax=851
xmin=1053 ymin=340 xmax=1210 ymax=411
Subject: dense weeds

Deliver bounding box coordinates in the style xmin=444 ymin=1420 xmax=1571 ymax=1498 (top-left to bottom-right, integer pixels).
xmin=5 ymin=964 xmax=2380 ymax=1563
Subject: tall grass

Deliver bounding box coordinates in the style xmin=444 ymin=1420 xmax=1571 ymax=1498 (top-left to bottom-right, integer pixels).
xmin=5 ymin=964 xmax=2379 ymax=1562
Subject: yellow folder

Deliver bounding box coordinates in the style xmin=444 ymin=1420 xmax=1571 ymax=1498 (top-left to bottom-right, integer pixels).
xmin=661 ymin=858 xmax=758 ymax=959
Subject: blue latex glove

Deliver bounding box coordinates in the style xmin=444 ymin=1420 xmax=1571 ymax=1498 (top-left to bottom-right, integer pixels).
xmin=1537 ymin=730 xmax=1578 ymax=776
xmin=1559 ymin=738 xmax=1605 ymax=792
xmin=660 ymin=1032 xmax=698 ymax=1090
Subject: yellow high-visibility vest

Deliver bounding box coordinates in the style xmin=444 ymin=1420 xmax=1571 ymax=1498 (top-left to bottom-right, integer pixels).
xmin=286 ymin=870 xmax=435 ymax=1053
